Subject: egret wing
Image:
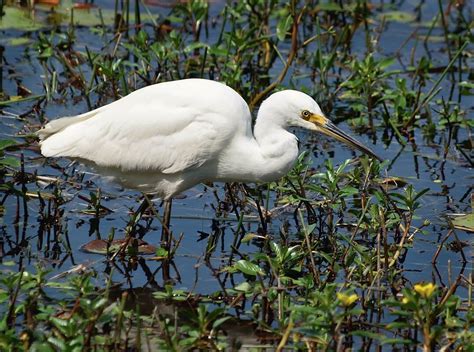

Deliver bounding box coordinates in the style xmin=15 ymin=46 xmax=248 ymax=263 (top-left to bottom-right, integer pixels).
xmin=40 ymin=95 xmax=229 ymax=175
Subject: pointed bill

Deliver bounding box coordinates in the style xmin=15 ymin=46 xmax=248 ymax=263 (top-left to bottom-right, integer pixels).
xmin=309 ymin=114 xmax=382 ymax=161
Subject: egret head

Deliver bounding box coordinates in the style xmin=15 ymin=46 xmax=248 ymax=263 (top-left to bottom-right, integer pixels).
xmin=262 ymin=90 xmax=381 ymax=161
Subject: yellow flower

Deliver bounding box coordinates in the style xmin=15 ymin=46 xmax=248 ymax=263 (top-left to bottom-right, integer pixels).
xmin=402 ymin=296 xmax=410 ymax=304
xmin=337 ymin=292 xmax=358 ymax=306
xmin=414 ymin=282 xmax=436 ymax=299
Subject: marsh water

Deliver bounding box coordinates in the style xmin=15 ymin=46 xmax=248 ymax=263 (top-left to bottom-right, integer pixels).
xmin=0 ymin=0 xmax=472 ymax=349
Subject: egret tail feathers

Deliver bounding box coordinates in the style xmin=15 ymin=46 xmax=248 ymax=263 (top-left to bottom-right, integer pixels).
xmin=37 ymin=109 xmax=101 ymax=141
xmin=38 ymin=109 xmax=103 ymax=158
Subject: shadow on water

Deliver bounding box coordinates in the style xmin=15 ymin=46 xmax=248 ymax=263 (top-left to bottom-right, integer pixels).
xmin=108 ymin=286 xmax=279 ymax=350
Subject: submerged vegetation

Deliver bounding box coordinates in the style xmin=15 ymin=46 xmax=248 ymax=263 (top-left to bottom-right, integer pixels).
xmin=0 ymin=0 xmax=472 ymax=350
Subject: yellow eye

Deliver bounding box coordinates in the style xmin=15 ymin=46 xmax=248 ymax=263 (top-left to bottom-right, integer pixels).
xmin=302 ymin=110 xmax=311 ymax=119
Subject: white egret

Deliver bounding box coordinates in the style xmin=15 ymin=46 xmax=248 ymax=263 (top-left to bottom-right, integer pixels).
xmin=38 ymin=78 xmax=380 ymax=242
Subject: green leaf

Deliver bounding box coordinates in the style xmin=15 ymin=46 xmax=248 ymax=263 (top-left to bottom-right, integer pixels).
xmin=212 ymin=316 xmax=231 ymax=329
xmin=0 ymin=290 xmax=9 ymax=303
xmin=276 ymin=14 xmax=292 ymax=41
xmin=235 ymin=260 xmax=264 ymax=276
xmin=1 ymin=260 xmax=16 ymax=266
xmin=29 ymin=341 xmax=55 ymax=352
xmin=0 ymin=157 xmax=20 ymax=168
xmin=340 ymin=186 xmax=359 ymax=197
xmin=93 ymin=298 xmax=108 ymax=310
xmin=0 ymin=140 xmax=17 ymax=150
xmin=241 ymin=233 xmax=259 ymax=243
xmin=0 ymin=7 xmax=44 ymax=31
xmin=350 ymin=330 xmax=384 ymax=339
xmin=378 ymin=57 xmax=396 ymax=70
xmin=7 ymin=37 xmax=32 ymax=46
xmin=234 ymin=281 xmax=253 ymax=293
xmin=381 ymin=11 xmax=416 ymax=23
xmin=451 ymin=213 xmax=474 ymax=232
xmin=50 ymin=317 xmax=69 ymax=328
xmin=155 ymin=247 xmax=169 ymax=257
xmin=0 ymin=94 xmax=43 ymax=107
xmin=0 ymin=4 xmax=157 ymax=30
xmin=412 ymin=187 xmax=430 ymax=201
xmin=316 ymin=3 xmax=344 ymax=12
xmin=208 ymin=46 xmax=228 ymax=57
xmin=46 ymin=337 xmax=66 ymax=351
xmin=305 ymin=223 xmax=317 ymax=234
xmin=184 ymin=42 xmax=210 ymax=53
xmin=459 ymin=81 xmax=474 ymax=89
xmin=270 ymin=241 xmax=283 ymax=260
xmin=380 ymin=337 xmax=413 ymax=345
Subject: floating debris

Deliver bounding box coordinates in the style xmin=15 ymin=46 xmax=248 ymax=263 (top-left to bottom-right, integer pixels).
xmin=81 ymin=238 xmax=157 ymax=255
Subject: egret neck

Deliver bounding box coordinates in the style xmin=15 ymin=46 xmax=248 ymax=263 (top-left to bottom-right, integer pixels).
xmin=216 ymin=104 xmax=299 ymax=184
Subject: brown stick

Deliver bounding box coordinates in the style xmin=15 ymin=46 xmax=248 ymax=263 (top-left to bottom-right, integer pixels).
xmin=249 ymin=4 xmax=304 ymax=110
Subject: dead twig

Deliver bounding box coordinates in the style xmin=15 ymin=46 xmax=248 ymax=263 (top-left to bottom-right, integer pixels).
xmin=249 ymin=3 xmax=304 ymax=110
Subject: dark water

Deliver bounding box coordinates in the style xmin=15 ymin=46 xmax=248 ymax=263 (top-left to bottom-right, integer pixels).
xmin=0 ymin=1 xmax=472 ymax=306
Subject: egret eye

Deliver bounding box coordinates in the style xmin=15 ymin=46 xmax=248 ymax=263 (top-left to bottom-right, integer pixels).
xmin=301 ymin=110 xmax=311 ymax=120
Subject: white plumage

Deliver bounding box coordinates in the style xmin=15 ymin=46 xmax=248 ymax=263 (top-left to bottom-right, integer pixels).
xmin=38 ymin=79 xmax=379 ymax=199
